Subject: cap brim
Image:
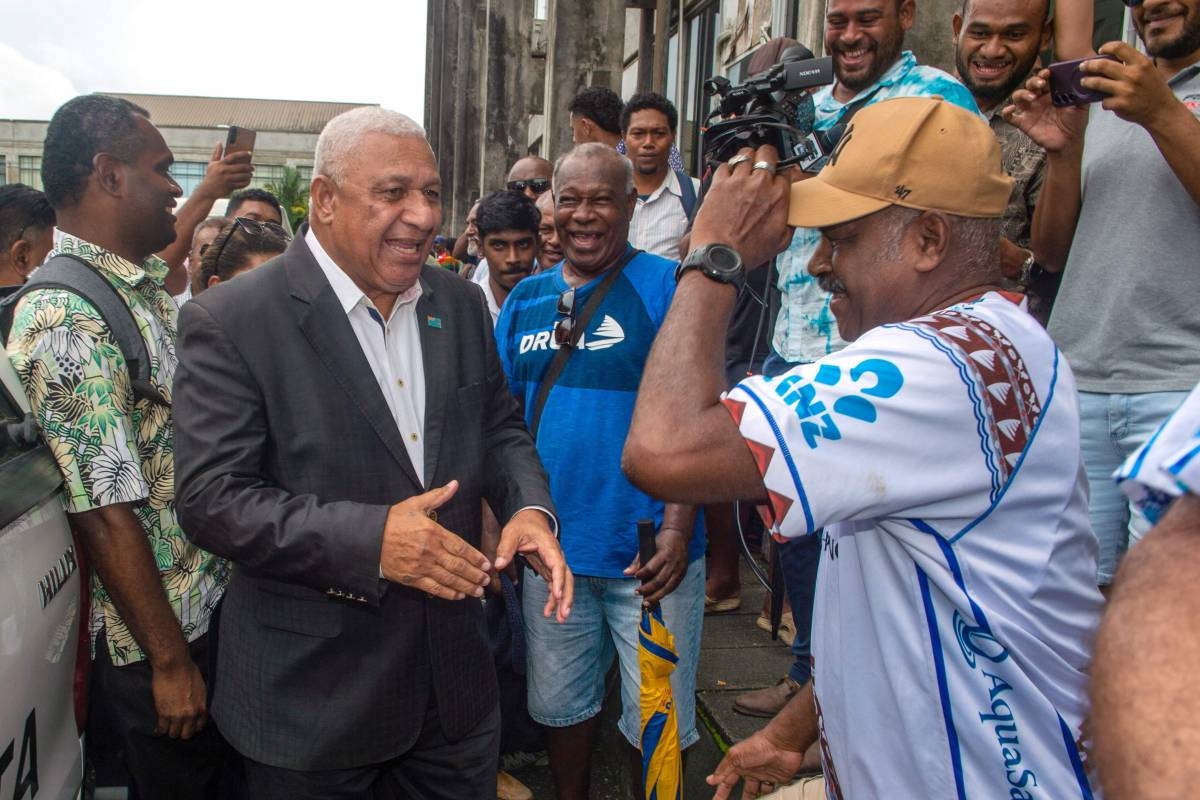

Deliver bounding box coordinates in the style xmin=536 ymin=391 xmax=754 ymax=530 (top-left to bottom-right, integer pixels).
xmin=788 ymin=178 xmax=892 ymax=228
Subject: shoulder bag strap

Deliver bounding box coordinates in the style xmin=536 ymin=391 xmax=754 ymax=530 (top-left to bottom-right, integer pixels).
xmin=528 ymin=248 xmax=641 ymax=439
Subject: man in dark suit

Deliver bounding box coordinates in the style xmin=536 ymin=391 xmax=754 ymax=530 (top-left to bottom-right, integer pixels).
xmin=173 ymin=107 xmax=572 ymax=800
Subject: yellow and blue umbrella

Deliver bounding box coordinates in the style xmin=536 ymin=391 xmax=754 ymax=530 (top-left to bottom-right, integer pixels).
xmin=638 ymin=521 xmax=683 ymax=800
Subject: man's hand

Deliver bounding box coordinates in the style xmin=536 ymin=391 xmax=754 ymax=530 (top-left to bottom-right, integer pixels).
xmin=625 ymin=527 xmax=690 ymax=606
xmin=194 ymin=142 xmax=254 ymax=201
xmin=707 ymin=728 xmax=808 ymax=799
xmin=689 ymin=145 xmax=794 ymax=268
xmin=494 ymin=508 xmax=573 ymax=622
xmin=1003 ymin=69 xmax=1089 ymax=153
xmin=1083 ymin=41 xmax=1181 ymax=129
xmin=151 ymin=657 xmax=208 ymax=739
xmin=381 ymin=481 xmax=492 ymax=600
xmin=999 ymin=239 xmax=1032 ymax=281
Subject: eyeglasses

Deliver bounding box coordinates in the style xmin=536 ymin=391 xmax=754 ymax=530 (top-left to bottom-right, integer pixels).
xmin=553 ymin=287 xmax=576 ymax=348
xmin=208 ymin=216 xmax=290 ymax=273
xmin=507 ymin=178 xmax=551 ymax=195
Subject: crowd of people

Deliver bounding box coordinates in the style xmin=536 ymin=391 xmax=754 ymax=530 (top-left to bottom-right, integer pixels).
xmin=0 ymin=0 xmax=1197 ymax=796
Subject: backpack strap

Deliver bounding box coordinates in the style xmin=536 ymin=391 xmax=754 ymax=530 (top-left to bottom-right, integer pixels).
xmin=675 ymin=169 xmax=698 ymax=222
xmin=1 ymin=254 xmax=169 ymax=408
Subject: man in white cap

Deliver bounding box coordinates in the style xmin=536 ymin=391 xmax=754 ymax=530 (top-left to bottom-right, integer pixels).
xmin=622 ymin=96 xmax=1103 ymax=798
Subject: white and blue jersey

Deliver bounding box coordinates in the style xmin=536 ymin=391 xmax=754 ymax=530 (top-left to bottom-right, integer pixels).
xmin=1116 ymin=384 xmax=1200 ymax=521
xmin=724 ymin=293 xmax=1102 ymax=799
xmin=496 ymin=249 xmax=705 ymax=577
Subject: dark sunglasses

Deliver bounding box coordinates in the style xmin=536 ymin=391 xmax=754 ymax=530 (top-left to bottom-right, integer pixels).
xmin=507 ymin=178 xmax=551 ymax=195
xmin=209 ymin=216 xmax=290 ymax=270
xmin=1121 ymin=0 xmax=1142 ymax=6
xmin=553 ymin=287 xmax=576 ymax=348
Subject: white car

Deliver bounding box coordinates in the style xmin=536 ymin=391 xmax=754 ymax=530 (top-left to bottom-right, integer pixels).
xmin=0 ymin=356 xmax=84 ymax=799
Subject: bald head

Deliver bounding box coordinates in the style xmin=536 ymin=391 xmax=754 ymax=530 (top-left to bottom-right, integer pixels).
xmin=552 ymin=143 xmax=634 ymax=202
xmin=507 ymin=156 xmax=553 ymax=199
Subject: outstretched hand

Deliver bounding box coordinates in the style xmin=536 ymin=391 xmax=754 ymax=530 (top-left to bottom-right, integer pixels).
xmin=495 ymin=509 xmax=573 ymax=622
xmin=381 ymin=481 xmax=492 ymax=600
xmin=707 ymin=728 xmax=809 ymax=799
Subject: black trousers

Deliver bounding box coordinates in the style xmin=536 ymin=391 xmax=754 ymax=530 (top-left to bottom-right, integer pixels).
xmin=89 ymin=627 xmax=238 ymax=800
xmin=243 ymin=702 xmax=501 ymax=800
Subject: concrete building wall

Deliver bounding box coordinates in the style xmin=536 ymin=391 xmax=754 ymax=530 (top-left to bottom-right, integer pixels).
xmin=1 ymin=119 xmax=318 ymax=192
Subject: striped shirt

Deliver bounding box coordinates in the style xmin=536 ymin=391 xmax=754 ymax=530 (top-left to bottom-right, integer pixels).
xmin=629 ymin=169 xmax=699 ymax=261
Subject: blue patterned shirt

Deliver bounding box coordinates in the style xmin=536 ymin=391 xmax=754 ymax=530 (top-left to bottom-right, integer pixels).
xmin=773 ymin=51 xmax=979 ymax=364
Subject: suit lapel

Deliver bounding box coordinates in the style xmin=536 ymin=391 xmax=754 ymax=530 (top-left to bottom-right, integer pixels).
xmin=286 ymin=235 xmax=423 ymax=491
xmin=416 ymin=281 xmax=448 ymax=490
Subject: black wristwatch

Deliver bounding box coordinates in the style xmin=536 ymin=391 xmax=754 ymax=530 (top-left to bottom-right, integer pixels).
xmin=675 ymin=243 xmax=745 ymax=290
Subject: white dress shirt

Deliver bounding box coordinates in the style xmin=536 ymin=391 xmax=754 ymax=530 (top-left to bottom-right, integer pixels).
xmin=306 ymin=228 xmax=427 ymax=485
xmin=628 ymin=169 xmax=698 ymax=261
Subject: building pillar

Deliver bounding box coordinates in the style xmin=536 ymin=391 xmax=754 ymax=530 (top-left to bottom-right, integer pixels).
xmin=479 ymin=0 xmax=539 ymax=195
xmin=542 ymin=0 xmax=627 ymax=161
xmin=905 ymin=0 xmax=959 ymax=74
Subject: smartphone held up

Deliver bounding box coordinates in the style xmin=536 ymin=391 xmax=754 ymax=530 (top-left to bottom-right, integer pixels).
xmin=1048 ymin=55 xmax=1120 ymax=107
xmin=224 ymin=125 xmax=257 ymax=157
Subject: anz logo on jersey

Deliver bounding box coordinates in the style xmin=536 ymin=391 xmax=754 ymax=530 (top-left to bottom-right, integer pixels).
xmin=518 ymin=315 xmax=627 ymax=353
xmin=766 ymin=358 xmax=904 ymax=449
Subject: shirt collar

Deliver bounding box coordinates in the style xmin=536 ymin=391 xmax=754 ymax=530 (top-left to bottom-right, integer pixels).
xmin=305 ymin=227 xmax=423 ymax=318
xmin=1168 ymin=61 xmax=1200 ymax=86
xmin=55 ymin=228 xmax=168 ymax=288
xmin=644 ymin=168 xmax=682 ymax=203
xmin=818 ymin=50 xmax=918 ymax=112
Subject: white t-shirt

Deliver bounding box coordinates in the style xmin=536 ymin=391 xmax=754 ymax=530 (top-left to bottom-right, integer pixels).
xmin=724 ymin=293 xmax=1102 ymax=799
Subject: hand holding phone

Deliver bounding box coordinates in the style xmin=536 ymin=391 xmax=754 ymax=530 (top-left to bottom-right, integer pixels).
xmin=1048 ymin=55 xmax=1120 ymax=107
xmin=224 ymin=126 xmax=257 ymax=157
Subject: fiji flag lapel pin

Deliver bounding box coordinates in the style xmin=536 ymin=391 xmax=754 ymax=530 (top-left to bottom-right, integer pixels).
xmin=426 ymin=315 xmax=443 ymax=329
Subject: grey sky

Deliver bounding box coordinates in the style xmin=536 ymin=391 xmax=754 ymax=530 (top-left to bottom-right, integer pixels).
xmin=1 ymin=0 xmax=428 ymax=121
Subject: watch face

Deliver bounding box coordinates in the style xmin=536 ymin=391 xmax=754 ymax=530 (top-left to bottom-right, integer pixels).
xmin=710 ymin=245 xmax=740 ymax=272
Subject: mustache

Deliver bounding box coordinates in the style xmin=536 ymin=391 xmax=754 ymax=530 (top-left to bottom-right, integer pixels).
xmin=818 ymin=275 xmax=846 ymax=295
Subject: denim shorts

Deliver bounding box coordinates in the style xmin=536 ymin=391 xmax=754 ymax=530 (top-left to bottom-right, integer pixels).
xmin=1078 ymin=390 xmax=1189 ymax=584
xmin=522 ymin=559 xmax=704 ymax=749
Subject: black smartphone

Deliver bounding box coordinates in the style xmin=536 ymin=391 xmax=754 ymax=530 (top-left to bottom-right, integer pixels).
xmin=224 ymin=125 xmax=257 ymax=157
xmin=1048 ymin=55 xmax=1119 ymax=107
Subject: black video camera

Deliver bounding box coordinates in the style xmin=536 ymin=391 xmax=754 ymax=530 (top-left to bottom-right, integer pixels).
xmin=702 ymin=51 xmax=841 ymax=172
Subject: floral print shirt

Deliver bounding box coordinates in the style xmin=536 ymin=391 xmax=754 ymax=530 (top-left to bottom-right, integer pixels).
xmin=6 ymin=231 xmax=228 ymax=666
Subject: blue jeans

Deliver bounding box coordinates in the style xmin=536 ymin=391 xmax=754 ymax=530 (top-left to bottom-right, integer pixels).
xmin=1079 ymin=390 xmax=1189 ymax=584
xmin=522 ymin=559 xmax=705 ymax=749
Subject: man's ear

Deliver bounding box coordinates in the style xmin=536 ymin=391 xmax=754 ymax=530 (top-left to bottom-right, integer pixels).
xmin=910 ymin=211 xmax=951 ymax=273
xmin=626 ymin=188 xmax=638 ymax=216
xmin=310 ymin=175 xmax=337 ymax=225
xmin=1039 ymin=14 xmax=1053 ymax=52
xmin=92 ymin=152 xmax=125 ymax=198
xmin=952 ymin=11 xmax=964 ymax=43
xmin=899 ymin=0 xmax=916 ymax=32
xmin=9 ymin=239 xmax=33 ymax=276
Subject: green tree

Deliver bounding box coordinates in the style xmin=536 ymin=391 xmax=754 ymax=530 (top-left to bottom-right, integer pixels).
xmin=264 ymin=166 xmax=310 ymax=229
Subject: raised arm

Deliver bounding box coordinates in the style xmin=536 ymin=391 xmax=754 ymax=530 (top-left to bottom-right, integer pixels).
xmin=623 ymin=146 xmax=792 ymax=504
xmin=156 ymin=144 xmax=252 ymax=293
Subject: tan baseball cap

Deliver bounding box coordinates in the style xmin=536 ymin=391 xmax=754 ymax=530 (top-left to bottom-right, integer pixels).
xmin=788 ymin=96 xmax=1013 ymax=228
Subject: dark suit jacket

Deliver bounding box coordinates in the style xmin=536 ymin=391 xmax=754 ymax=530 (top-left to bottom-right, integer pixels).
xmin=173 ymin=234 xmax=554 ymax=770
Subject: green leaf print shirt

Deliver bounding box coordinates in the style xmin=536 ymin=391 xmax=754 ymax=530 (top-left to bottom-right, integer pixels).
xmin=6 ymin=232 xmax=229 ymax=666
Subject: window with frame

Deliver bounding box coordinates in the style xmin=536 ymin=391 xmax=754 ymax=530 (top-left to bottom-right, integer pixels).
xmin=0 ymin=155 xmax=7 ymax=185
xmin=169 ymin=161 xmax=208 ymax=197
xmin=18 ymin=156 xmax=42 ymax=190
